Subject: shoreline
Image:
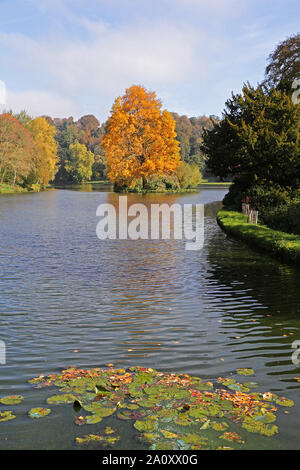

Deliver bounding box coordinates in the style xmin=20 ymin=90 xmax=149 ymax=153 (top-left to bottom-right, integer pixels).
xmin=217 ymin=209 xmax=300 ymax=265
xmin=0 ymin=180 xmax=231 ymax=195
xmin=0 ymin=183 xmax=54 ymax=195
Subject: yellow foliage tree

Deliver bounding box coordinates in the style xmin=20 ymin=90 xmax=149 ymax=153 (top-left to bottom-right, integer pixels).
xmin=27 ymin=117 xmax=58 ymax=185
xmin=102 ymin=85 xmax=181 ymax=189
xmin=177 ymin=162 xmax=202 ymax=189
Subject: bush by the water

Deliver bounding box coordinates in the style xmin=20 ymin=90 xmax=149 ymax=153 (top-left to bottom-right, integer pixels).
xmin=261 ymin=203 xmax=300 ymax=236
xmin=114 ymin=162 xmax=201 ymax=193
xmin=223 ymin=184 xmax=300 ymax=236
xmin=224 ymin=183 xmax=296 ymax=211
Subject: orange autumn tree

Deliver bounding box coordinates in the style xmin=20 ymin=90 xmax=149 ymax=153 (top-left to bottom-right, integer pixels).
xmin=0 ymin=113 xmax=34 ymax=185
xmin=102 ymin=85 xmax=181 ymax=189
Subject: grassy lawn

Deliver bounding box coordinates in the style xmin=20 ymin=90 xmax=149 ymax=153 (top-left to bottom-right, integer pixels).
xmin=0 ymin=183 xmax=29 ymax=194
xmin=217 ymin=210 xmax=300 ymax=265
xmin=198 ymin=180 xmax=232 ymax=186
xmin=0 ymin=183 xmax=50 ymax=194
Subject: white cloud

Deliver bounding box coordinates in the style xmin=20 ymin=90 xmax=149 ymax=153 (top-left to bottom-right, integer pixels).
xmin=2 ymin=89 xmax=81 ymax=118
xmin=0 ymin=0 xmax=292 ymax=119
xmin=0 ymin=20 xmax=202 ymax=119
xmin=0 ymin=22 xmax=197 ymax=91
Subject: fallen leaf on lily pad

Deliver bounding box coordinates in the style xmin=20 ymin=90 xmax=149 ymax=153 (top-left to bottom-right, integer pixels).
xmin=219 ymin=432 xmax=245 ymax=444
xmin=0 ymin=395 xmax=24 ymax=405
xmin=211 ymin=421 xmax=229 ymax=432
xmin=28 ymin=375 xmax=45 ymax=384
xmin=76 ymin=432 xmax=120 ymax=447
xmin=242 ymin=416 xmax=278 ymax=436
xmin=75 ymin=416 xmax=87 ymax=426
xmin=275 ymin=397 xmax=294 ymax=407
xmin=28 ymin=408 xmax=51 ymax=419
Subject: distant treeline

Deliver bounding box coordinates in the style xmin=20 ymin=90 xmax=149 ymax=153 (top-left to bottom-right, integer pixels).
xmin=48 ymin=112 xmax=217 ymax=184
xmin=0 ymin=108 xmax=217 ymax=189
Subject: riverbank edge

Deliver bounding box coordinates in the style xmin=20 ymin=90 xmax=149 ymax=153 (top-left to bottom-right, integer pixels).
xmin=217 ymin=209 xmax=300 ymax=265
xmin=0 ymin=183 xmax=54 ymax=195
xmin=53 ymin=180 xmax=232 ymax=192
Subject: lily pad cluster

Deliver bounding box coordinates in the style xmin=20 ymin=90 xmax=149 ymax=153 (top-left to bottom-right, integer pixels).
xmin=24 ymin=365 xmax=295 ymax=450
xmin=0 ymin=395 xmax=24 ymax=423
xmin=75 ymin=427 xmax=120 ymax=448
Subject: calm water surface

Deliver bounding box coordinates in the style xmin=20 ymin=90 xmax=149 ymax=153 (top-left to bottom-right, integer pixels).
xmin=0 ymin=186 xmax=299 ymax=449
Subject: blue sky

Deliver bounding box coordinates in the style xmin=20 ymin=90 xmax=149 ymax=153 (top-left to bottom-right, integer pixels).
xmin=0 ymin=0 xmax=299 ymax=122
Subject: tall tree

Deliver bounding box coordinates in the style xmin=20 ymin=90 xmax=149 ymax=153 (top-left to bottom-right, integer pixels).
xmin=202 ymin=84 xmax=300 ymax=191
xmin=65 ymin=141 xmax=94 ymax=182
xmin=27 ymin=117 xmax=58 ymax=185
xmin=54 ymin=119 xmax=79 ymax=182
xmin=170 ymin=113 xmax=216 ymax=173
xmin=0 ymin=113 xmax=34 ymax=184
xmin=264 ymin=33 xmax=300 ymax=92
xmin=102 ymin=85 xmax=181 ymax=189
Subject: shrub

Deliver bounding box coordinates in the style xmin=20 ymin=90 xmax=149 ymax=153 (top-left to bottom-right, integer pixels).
xmin=177 ymin=162 xmax=201 ymax=189
xmin=261 ymin=202 xmax=300 ymax=235
xmin=223 ymin=183 xmax=295 ymax=213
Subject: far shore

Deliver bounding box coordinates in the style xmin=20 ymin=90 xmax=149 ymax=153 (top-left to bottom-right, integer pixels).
xmin=0 ymin=180 xmax=232 ymax=195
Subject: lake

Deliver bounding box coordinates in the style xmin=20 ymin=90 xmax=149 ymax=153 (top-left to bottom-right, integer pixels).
xmin=0 ymin=186 xmax=299 ymax=449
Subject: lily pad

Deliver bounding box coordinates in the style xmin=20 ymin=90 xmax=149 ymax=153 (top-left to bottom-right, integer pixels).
xmin=242 ymin=416 xmax=278 ymax=436
xmin=236 ymin=368 xmax=255 ymax=376
xmin=134 ymin=419 xmax=157 ymax=433
xmin=0 ymin=395 xmax=24 ymax=405
xmin=83 ymin=403 xmax=116 ymax=417
xmin=47 ymin=394 xmax=76 ymax=405
xmin=275 ymin=397 xmax=294 ymax=407
xmin=76 ymin=430 xmax=120 ymax=447
xmin=0 ymin=411 xmax=16 ymax=422
xmin=211 ymin=421 xmax=229 ymax=431
xmin=86 ymin=414 xmax=103 ymax=424
xmin=161 ymin=430 xmax=178 ymax=439
xmin=219 ymin=432 xmax=245 ymax=444
xmin=182 ymin=433 xmax=209 ymax=448
xmin=105 ymin=427 xmax=115 ymax=435
xmin=28 ymin=408 xmax=51 ymax=419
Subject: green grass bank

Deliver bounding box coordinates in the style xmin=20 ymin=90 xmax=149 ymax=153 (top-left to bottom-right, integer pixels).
xmin=217 ymin=210 xmax=300 ymax=265
xmin=0 ymin=183 xmax=52 ymax=194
